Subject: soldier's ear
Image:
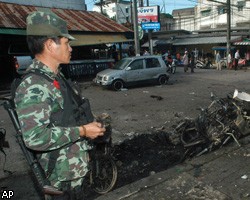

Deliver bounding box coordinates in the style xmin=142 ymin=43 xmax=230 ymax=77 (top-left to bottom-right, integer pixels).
xmin=44 ymin=39 xmax=55 ymax=53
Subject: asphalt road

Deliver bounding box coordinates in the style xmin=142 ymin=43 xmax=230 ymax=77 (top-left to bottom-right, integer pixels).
xmin=1 ymin=66 xmax=250 ymax=200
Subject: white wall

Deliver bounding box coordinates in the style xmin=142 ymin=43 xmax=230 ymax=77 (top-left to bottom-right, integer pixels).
xmin=196 ymin=0 xmax=250 ymax=30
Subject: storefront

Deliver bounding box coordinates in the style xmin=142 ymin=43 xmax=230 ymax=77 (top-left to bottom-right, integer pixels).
xmin=233 ymin=38 xmax=250 ymax=65
xmin=0 ymin=2 xmax=134 ymax=85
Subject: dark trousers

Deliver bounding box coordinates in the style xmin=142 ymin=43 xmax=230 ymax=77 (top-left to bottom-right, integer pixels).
xmin=184 ymin=65 xmax=188 ymax=72
xmin=190 ymin=62 xmax=194 ymax=72
xmin=234 ymin=59 xmax=239 ymax=70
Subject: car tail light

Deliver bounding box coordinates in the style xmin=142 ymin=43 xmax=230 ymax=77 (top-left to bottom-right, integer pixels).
xmin=14 ymin=56 xmax=19 ymax=70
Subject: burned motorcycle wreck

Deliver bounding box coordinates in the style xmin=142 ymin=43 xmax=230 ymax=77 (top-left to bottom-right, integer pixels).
xmin=104 ymin=89 xmax=250 ymax=192
xmin=168 ymin=89 xmax=250 ymax=160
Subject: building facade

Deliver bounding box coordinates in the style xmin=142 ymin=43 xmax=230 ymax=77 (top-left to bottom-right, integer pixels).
xmin=93 ymin=0 xmax=132 ymax=24
xmin=172 ymin=7 xmax=195 ymax=31
xmin=196 ymin=0 xmax=250 ymax=30
xmin=172 ymin=0 xmax=250 ymax=31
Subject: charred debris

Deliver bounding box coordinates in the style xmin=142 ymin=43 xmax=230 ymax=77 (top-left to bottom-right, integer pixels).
xmin=111 ymin=90 xmax=250 ymax=189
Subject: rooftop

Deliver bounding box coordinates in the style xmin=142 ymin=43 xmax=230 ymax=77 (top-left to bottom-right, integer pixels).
xmin=0 ymin=2 xmax=132 ymax=33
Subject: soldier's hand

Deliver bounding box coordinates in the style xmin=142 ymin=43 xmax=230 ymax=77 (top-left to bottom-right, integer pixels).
xmin=79 ymin=122 xmax=105 ymax=139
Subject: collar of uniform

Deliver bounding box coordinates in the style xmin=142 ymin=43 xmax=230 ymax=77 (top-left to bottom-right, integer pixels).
xmin=28 ymin=58 xmax=58 ymax=79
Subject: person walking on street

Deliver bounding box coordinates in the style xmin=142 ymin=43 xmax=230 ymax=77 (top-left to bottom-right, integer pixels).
xmin=227 ymin=52 xmax=232 ymax=69
xmin=176 ymin=52 xmax=181 ymax=62
xmin=14 ymin=10 xmax=106 ymax=200
xmin=234 ymin=49 xmax=240 ymax=70
xmin=182 ymin=51 xmax=189 ymax=72
xmin=190 ymin=52 xmax=195 ymax=73
xmin=215 ymin=51 xmax=221 ymax=70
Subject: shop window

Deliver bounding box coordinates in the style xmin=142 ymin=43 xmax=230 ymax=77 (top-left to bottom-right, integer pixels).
xmin=218 ymin=6 xmax=227 ymax=15
xmin=201 ymin=10 xmax=211 ymax=17
xmin=237 ymin=1 xmax=245 ymax=11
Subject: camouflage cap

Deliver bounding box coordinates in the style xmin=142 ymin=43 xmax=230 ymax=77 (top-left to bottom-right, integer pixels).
xmin=26 ymin=10 xmax=75 ymax=40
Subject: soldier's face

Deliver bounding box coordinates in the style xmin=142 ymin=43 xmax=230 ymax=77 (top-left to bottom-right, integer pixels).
xmin=52 ymin=37 xmax=72 ymax=64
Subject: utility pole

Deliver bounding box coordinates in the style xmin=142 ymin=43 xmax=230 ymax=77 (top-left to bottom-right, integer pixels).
xmin=100 ymin=0 xmax=103 ymax=14
xmin=116 ymin=0 xmax=120 ymax=23
xmin=132 ymin=0 xmax=140 ymax=56
xmin=162 ymin=0 xmax=166 ymax=13
xmin=139 ymin=0 xmax=143 ymax=7
xmin=146 ymin=1 xmax=154 ymax=55
xmin=208 ymin=0 xmax=231 ymax=56
xmin=226 ymin=0 xmax=231 ymax=57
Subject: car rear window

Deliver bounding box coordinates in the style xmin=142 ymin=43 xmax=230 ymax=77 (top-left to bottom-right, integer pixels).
xmin=146 ymin=58 xmax=161 ymax=68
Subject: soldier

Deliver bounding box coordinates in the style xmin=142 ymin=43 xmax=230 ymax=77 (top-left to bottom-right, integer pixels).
xmin=14 ymin=10 xmax=106 ymax=199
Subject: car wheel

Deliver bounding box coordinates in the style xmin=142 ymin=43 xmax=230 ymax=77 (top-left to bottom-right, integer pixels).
xmin=112 ymin=80 xmax=124 ymax=91
xmin=158 ymin=75 xmax=168 ymax=85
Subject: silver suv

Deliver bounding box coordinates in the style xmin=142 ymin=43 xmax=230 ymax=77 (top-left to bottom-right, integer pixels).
xmin=14 ymin=56 xmax=33 ymax=75
xmin=94 ymin=55 xmax=169 ymax=91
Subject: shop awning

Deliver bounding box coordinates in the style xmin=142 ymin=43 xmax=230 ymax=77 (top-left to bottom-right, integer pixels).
xmin=233 ymin=41 xmax=250 ymax=45
xmin=212 ymin=46 xmax=236 ymax=51
xmin=141 ymin=39 xmax=172 ymax=47
xmin=70 ymin=34 xmax=133 ymax=46
xmin=0 ymin=28 xmax=26 ymax=35
xmin=173 ymin=36 xmax=241 ymax=45
xmin=141 ymin=40 xmax=158 ymax=48
xmin=0 ymin=28 xmax=133 ymax=46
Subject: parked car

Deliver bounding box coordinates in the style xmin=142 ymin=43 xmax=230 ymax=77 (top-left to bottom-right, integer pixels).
xmin=93 ymin=55 xmax=170 ymax=91
xmin=13 ymin=55 xmax=33 ymax=75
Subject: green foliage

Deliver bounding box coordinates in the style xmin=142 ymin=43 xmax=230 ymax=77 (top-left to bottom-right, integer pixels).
xmin=160 ymin=13 xmax=173 ymax=18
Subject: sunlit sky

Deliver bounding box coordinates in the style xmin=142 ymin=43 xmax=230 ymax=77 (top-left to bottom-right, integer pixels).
xmin=85 ymin=0 xmax=197 ymax=14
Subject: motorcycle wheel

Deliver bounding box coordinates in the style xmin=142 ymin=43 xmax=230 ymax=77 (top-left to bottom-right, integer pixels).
xmin=221 ymin=61 xmax=227 ymax=68
xmin=90 ymin=155 xmax=117 ymax=194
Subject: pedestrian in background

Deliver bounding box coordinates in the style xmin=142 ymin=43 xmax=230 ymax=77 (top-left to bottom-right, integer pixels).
xmin=227 ymin=52 xmax=232 ymax=69
xmin=234 ymin=49 xmax=240 ymax=70
xmin=215 ymin=51 xmax=221 ymax=70
xmin=190 ymin=52 xmax=195 ymax=73
xmin=176 ymin=52 xmax=181 ymax=62
xmin=182 ymin=51 xmax=189 ymax=72
xmin=143 ymin=49 xmax=150 ymax=56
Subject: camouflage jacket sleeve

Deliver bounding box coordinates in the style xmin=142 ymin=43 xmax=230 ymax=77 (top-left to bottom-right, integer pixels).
xmin=15 ymin=74 xmax=80 ymax=151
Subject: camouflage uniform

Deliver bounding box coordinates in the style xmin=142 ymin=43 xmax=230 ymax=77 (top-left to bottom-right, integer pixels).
xmin=15 ymin=59 xmax=92 ymax=189
xmin=26 ymin=9 xmax=75 ymax=40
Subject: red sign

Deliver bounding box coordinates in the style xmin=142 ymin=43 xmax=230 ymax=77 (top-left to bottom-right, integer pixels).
xmin=137 ymin=6 xmax=160 ymax=24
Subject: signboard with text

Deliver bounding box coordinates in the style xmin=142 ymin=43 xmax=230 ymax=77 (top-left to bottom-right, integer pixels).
xmin=137 ymin=6 xmax=160 ymax=24
xmin=141 ymin=22 xmax=161 ymax=30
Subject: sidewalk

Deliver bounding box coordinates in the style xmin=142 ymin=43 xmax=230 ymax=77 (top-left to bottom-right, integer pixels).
xmin=96 ymin=136 xmax=250 ymax=200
